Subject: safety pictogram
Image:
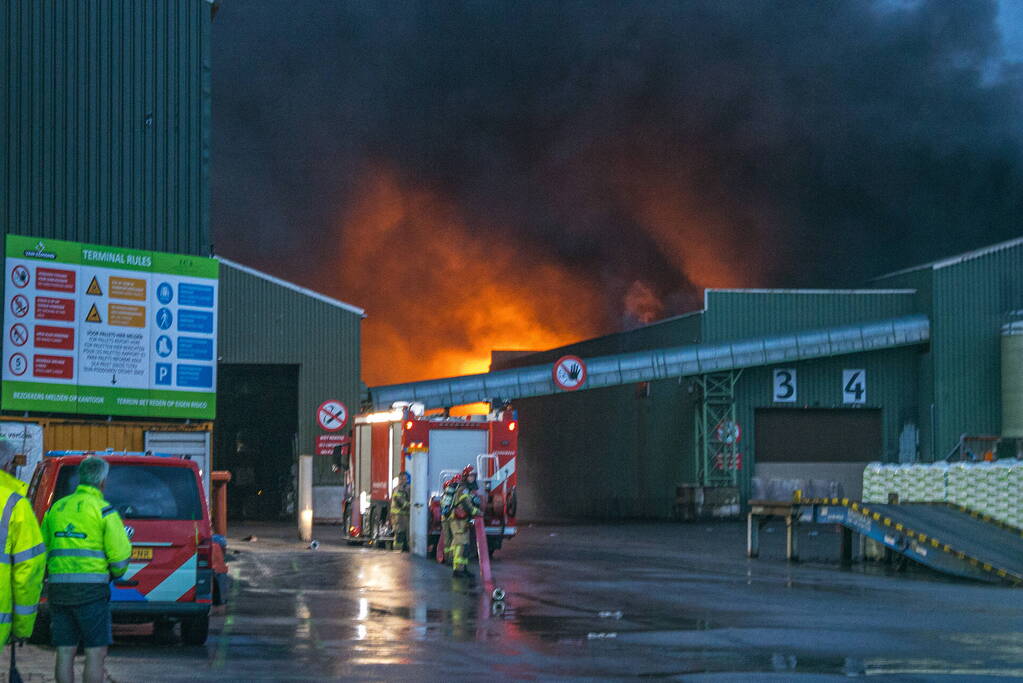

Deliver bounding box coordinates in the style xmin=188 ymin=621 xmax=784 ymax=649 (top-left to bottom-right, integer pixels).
xmin=8 ymin=324 xmax=28 ymax=347
xmin=317 ymin=400 xmax=348 ymax=432
xmin=8 ymin=353 xmax=27 ymax=377
xmin=552 ymin=355 xmax=587 ymax=391
xmin=85 ymin=303 xmax=102 ymax=323
xmin=86 ymin=276 xmax=103 ymax=296
xmin=10 ymin=265 xmax=29 ymax=289
xmin=9 ymin=295 xmax=29 ymax=319
xmin=715 ymin=420 xmax=742 ymax=445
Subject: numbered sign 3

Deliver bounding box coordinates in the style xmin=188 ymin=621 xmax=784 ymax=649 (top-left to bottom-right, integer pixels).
xmin=843 ymin=369 xmax=866 ymax=404
xmin=772 ymin=368 xmax=797 ymax=403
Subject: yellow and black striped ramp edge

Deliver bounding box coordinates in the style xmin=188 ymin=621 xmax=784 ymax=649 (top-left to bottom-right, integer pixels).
xmin=805 ymin=499 xmax=1023 ymax=586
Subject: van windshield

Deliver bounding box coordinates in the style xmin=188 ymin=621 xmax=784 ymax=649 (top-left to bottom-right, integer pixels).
xmin=55 ymin=464 xmax=201 ymax=520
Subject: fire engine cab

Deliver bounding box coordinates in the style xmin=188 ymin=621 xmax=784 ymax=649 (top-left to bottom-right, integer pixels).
xmin=340 ymin=403 xmax=518 ymax=556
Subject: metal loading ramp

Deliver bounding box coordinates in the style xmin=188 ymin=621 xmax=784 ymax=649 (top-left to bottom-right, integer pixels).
xmin=750 ymin=499 xmax=1023 ymax=585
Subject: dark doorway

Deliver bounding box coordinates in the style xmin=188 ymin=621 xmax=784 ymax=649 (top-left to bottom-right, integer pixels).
xmin=216 ymin=364 xmax=299 ymax=521
xmin=755 ymin=408 xmax=883 ymax=463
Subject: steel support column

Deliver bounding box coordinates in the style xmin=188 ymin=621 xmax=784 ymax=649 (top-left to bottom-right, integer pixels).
xmin=694 ymin=370 xmax=742 ymax=487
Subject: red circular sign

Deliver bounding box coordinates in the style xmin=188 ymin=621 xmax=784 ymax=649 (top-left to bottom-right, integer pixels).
xmin=8 ymin=353 xmax=27 ymax=377
xmin=9 ymin=295 xmax=29 ymax=319
xmin=552 ymin=355 xmax=587 ymax=391
xmin=317 ymin=400 xmax=348 ymax=432
xmin=10 ymin=265 xmax=29 ymax=289
xmin=8 ymin=324 xmax=28 ymax=347
xmin=715 ymin=420 xmax=742 ymax=445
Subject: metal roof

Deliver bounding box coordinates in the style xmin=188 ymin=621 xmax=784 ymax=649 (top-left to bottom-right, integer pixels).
xmin=216 ymin=257 xmax=366 ymax=316
xmin=875 ymin=235 xmax=1023 ymax=280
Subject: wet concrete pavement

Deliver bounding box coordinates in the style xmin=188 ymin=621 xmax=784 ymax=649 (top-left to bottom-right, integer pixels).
xmin=101 ymin=521 xmax=1023 ymax=681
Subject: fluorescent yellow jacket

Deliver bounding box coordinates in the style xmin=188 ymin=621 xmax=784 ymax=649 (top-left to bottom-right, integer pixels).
xmin=0 ymin=471 xmax=27 ymax=497
xmin=41 ymin=485 xmax=132 ymax=586
xmin=389 ymin=487 xmax=410 ymax=516
xmin=0 ymin=487 xmax=46 ymax=640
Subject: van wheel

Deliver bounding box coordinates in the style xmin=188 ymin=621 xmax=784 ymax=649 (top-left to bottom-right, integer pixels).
xmin=28 ymin=614 xmax=50 ymax=645
xmin=180 ymin=615 xmax=210 ymax=645
xmin=153 ymin=619 xmax=175 ymax=643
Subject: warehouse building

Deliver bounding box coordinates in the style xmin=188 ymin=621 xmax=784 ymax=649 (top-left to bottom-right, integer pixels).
xmin=1 ymin=1 xmax=361 ymax=520
xmin=503 ymin=238 xmax=1023 ymax=521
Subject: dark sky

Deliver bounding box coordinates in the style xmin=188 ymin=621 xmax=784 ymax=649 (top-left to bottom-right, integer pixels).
xmin=212 ymin=0 xmax=1023 ymax=371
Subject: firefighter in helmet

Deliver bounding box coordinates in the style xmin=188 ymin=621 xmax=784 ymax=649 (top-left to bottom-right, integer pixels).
xmin=389 ymin=471 xmax=411 ymax=552
xmin=439 ymin=477 xmax=459 ymax=563
xmin=449 ymin=466 xmax=481 ymax=577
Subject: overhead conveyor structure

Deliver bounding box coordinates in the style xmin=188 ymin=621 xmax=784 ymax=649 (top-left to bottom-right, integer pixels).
xmin=748 ymin=498 xmax=1023 ymax=585
xmin=368 ymin=314 xmax=930 ymax=410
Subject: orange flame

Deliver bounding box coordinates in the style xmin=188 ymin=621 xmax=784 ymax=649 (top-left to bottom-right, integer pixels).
xmin=331 ymin=169 xmax=607 ymax=386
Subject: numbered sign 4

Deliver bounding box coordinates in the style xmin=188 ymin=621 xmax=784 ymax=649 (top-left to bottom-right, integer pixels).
xmin=772 ymin=368 xmax=797 ymax=403
xmin=843 ymin=369 xmax=866 ymax=404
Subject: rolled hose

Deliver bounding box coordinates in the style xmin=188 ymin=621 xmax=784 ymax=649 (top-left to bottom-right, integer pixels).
xmin=507 ymin=486 xmax=517 ymax=518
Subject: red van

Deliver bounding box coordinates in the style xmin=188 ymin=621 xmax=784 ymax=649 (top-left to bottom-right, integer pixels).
xmin=28 ymin=451 xmax=228 ymax=645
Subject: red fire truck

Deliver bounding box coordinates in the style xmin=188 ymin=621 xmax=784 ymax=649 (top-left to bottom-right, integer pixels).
xmin=340 ymin=404 xmax=519 ymax=556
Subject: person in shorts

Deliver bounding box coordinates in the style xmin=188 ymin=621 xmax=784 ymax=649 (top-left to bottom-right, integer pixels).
xmin=42 ymin=457 xmax=131 ymax=683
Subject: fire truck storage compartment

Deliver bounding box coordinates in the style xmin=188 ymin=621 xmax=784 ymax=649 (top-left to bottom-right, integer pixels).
xmin=754 ymin=408 xmax=883 ymax=500
xmin=428 ymin=429 xmax=488 ymax=494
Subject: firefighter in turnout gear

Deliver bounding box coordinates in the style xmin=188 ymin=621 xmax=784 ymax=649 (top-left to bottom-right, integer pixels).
xmin=0 ymin=476 xmax=46 ymax=646
xmin=389 ymin=471 xmax=411 ymax=552
xmin=449 ymin=467 xmax=481 ymax=577
xmin=41 ymin=457 xmax=131 ymax=683
xmin=439 ymin=477 xmax=459 ymax=562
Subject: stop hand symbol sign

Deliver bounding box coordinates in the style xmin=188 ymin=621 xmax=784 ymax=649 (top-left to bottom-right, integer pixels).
xmin=552 ymin=355 xmax=587 ymax=391
xmin=317 ymin=400 xmax=348 ymax=432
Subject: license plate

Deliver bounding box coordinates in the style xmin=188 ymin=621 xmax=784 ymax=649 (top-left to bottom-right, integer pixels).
xmin=130 ymin=547 xmax=153 ymax=561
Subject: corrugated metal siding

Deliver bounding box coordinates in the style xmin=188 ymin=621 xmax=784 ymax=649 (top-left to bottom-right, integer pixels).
xmin=512 ymin=314 xmax=702 ymax=520
xmin=734 ymin=348 xmax=921 ymax=498
xmin=871 ymin=269 xmax=937 ymax=459
xmin=931 ymin=243 xmax=1023 ymax=457
xmin=702 ymin=291 xmax=919 ymax=342
xmin=217 ymin=263 xmax=361 ymax=486
xmin=0 ymin=0 xmax=211 ymax=255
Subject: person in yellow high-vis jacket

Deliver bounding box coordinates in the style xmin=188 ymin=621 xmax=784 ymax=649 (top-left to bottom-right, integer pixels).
xmin=449 ymin=468 xmax=481 ymax=577
xmin=42 ymin=457 xmax=131 ymax=683
xmin=389 ymin=472 xmax=411 ymax=552
xmin=0 ymin=479 xmax=46 ymax=646
xmin=0 ymin=444 xmax=28 ymax=497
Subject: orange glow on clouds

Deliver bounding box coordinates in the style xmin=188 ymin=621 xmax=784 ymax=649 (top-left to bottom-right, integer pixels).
xmin=331 ymin=169 xmax=606 ymax=386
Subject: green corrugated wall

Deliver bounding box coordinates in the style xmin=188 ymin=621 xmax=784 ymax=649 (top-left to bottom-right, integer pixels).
xmin=701 ymin=290 xmax=919 ymax=342
xmin=1 ymin=0 xmax=211 ymax=256
xmin=872 ymin=242 xmax=1023 ymax=460
xmin=508 ymin=313 xmax=702 ymax=520
xmin=930 ymin=244 xmax=1023 ymax=457
xmin=217 ymin=263 xmax=362 ymax=486
xmin=701 ymin=290 xmax=924 ymax=498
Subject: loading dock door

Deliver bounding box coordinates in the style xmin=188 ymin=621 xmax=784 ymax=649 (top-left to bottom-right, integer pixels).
xmin=755 ymin=409 xmax=882 ymax=499
xmin=755 ymin=409 xmax=882 ymax=463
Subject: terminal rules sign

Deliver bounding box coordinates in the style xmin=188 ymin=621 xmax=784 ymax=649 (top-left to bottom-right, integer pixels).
xmin=2 ymin=235 xmax=218 ymax=419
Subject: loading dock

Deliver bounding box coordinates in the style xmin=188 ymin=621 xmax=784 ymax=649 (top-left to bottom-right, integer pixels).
xmin=748 ymin=497 xmax=1023 ymax=585
xmin=754 ymin=408 xmax=882 ymax=500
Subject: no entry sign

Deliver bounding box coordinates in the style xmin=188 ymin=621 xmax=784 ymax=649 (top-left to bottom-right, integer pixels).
xmin=552 ymin=355 xmax=587 ymax=391
xmin=317 ymin=399 xmax=348 ymax=432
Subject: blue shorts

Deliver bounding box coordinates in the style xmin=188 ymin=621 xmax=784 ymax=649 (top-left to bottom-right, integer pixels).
xmin=50 ymin=600 xmax=113 ymax=648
